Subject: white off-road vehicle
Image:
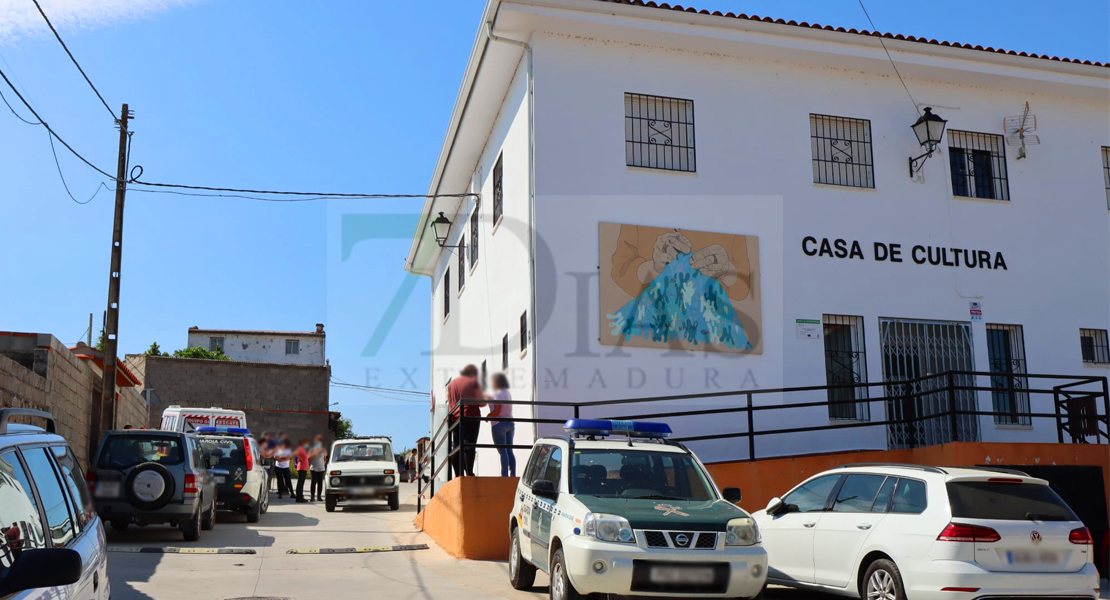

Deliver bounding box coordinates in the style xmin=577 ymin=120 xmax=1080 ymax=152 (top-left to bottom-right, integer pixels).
xmin=324 ymin=437 xmax=399 ymax=512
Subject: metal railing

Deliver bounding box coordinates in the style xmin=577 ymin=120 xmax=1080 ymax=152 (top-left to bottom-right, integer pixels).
xmin=415 ymin=371 xmax=1108 ymax=510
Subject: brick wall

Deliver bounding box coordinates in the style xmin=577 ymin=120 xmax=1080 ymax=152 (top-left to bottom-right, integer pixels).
xmin=128 ymin=355 xmax=331 ymax=445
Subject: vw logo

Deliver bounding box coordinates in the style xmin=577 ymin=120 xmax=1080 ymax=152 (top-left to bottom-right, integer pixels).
xmin=1030 ymin=531 xmax=1042 ymax=543
xmin=674 ymin=534 xmax=690 ymax=547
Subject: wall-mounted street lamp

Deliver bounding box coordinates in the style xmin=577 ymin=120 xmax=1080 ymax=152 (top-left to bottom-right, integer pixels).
xmin=430 ymin=212 xmax=455 ymax=248
xmin=908 ymin=107 xmax=948 ymax=177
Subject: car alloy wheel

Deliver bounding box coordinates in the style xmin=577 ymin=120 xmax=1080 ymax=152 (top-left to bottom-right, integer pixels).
xmin=867 ymin=569 xmax=895 ymax=600
xmin=510 ymin=535 xmax=519 ymax=579
xmin=551 ymin=561 xmax=566 ymax=600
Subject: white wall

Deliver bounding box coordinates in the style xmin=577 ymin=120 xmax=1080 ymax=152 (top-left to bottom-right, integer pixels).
xmin=527 ymin=31 xmax=1110 ymax=463
xmin=186 ymin=331 xmax=325 ymax=366
xmin=429 ymin=56 xmax=537 ymax=478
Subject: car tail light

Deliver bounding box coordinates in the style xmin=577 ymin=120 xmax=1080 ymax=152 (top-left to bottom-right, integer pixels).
xmin=937 ymin=522 xmax=1000 ymax=543
xmin=85 ymin=471 xmax=97 ymax=492
xmin=184 ymin=473 xmax=197 ymax=494
xmin=1069 ymin=527 xmax=1093 ymax=545
xmin=243 ymin=438 xmax=253 ymax=471
xmin=986 ymin=477 xmax=1023 ymax=484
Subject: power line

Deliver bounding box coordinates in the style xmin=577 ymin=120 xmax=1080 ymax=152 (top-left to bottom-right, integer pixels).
xmin=330 ymin=383 xmax=429 ymax=404
xmin=0 ymin=85 xmax=39 ymax=125
xmin=857 ymin=0 xmax=920 ymax=116
xmin=128 ymin=174 xmax=476 ymax=199
xmin=31 ymin=0 xmax=116 ymax=121
xmin=330 ymin=377 xmax=429 ymax=396
xmin=47 ymin=131 xmax=112 ymax=204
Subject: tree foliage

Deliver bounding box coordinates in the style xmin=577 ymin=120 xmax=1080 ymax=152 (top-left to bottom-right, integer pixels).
xmin=94 ymin=328 xmax=106 ymax=352
xmin=144 ymin=342 xmax=169 ymax=357
xmin=334 ymin=416 xmax=356 ymax=439
xmin=171 ymin=346 xmax=231 ymax=361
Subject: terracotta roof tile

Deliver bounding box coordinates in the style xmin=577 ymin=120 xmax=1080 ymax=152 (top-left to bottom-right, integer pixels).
xmin=593 ymin=0 xmax=1107 ymax=67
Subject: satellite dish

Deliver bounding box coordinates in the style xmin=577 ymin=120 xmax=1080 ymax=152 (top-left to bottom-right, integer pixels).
xmin=1003 ymin=102 xmax=1039 ymax=159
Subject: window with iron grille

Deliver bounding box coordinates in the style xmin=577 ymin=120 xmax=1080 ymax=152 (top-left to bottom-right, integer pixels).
xmin=469 ymin=207 xmax=479 ymax=266
xmin=502 ymin=334 xmax=509 ymax=370
xmin=1102 ymin=147 xmax=1110 ymax=210
xmin=209 ymin=337 xmax=224 ymax=352
xmin=285 ymin=339 xmax=300 ymax=355
xmin=948 ymin=130 xmax=1009 ymax=201
xmin=520 ymin=311 xmax=528 ymax=354
xmin=492 ymin=154 xmax=504 ymax=226
xmin=1081 ymin=328 xmax=1109 ymax=364
xmin=443 ymin=269 xmax=450 ymax=321
xmin=810 ymin=115 xmax=874 ymax=188
xmin=625 ymin=93 xmax=695 ymax=172
xmin=822 ymin=315 xmax=869 ymax=420
xmin=985 ymin=324 xmax=1029 ymax=425
xmin=457 ymin=239 xmax=466 ymax=292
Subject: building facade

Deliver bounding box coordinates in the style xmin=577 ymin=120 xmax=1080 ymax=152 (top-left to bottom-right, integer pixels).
xmin=406 ymin=0 xmax=1110 ymax=474
xmin=186 ymin=324 xmax=326 ymax=366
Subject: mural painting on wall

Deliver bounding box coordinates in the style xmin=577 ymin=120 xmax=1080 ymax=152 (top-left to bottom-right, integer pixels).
xmin=599 ymin=222 xmax=762 ymax=354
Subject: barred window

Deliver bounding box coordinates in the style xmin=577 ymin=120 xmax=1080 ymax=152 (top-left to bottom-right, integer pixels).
xmin=822 ymin=315 xmax=869 ymax=420
xmin=443 ymin=269 xmax=450 ymax=321
xmin=492 ymin=154 xmax=504 ymax=226
xmin=1081 ymin=329 xmax=1109 ymax=364
xmin=948 ymin=130 xmax=1009 ymax=201
xmin=986 ymin=324 xmax=1029 ymax=425
xmin=1102 ymin=147 xmax=1109 ymax=210
xmin=520 ymin=311 xmax=528 ymax=354
xmin=810 ymin=115 xmax=874 ymax=188
xmin=625 ymin=93 xmax=695 ymax=172
xmin=469 ymin=208 xmax=479 ymax=266
xmin=457 ymin=239 xmax=466 ymax=291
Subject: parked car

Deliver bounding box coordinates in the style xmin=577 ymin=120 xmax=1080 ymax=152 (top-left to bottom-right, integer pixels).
xmin=509 ymin=419 xmax=766 ymax=600
xmin=88 ymin=429 xmax=218 ymax=541
xmin=160 ymin=406 xmax=247 ymax=432
xmin=0 ymin=408 xmax=106 ymax=600
xmin=752 ymin=463 xmax=1100 ymax=600
xmin=195 ymin=427 xmax=269 ymax=523
xmin=324 ymin=436 xmax=399 ymax=512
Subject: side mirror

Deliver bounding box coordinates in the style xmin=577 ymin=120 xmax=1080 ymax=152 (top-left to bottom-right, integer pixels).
xmin=0 ymin=548 xmax=82 ymax=595
xmin=765 ymin=497 xmax=784 ymax=516
xmin=531 ymin=479 xmax=558 ymax=500
xmin=721 ymin=487 xmax=743 ymax=504
xmin=204 ymin=457 xmax=215 ymax=469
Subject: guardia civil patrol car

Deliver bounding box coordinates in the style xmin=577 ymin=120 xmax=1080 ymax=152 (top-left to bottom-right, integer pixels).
xmin=509 ymin=420 xmax=768 ymax=600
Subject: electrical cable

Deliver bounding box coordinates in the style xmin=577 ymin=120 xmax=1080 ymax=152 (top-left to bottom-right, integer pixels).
xmin=47 ymin=131 xmax=111 ymax=204
xmin=128 ymin=173 xmax=476 ymax=199
xmin=857 ymin=0 xmax=921 ymax=116
xmin=330 ymin=377 xmax=429 ymax=396
xmin=0 ymin=85 xmax=39 ymax=124
xmin=329 ymin=384 xmax=429 ymax=404
xmin=31 ymin=0 xmax=117 ymax=121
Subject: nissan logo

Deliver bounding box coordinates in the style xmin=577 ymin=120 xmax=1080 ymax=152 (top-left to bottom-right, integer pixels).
xmin=674 ymin=534 xmax=689 ymax=547
xmin=1031 ymin=531 xmax=1042 ymax=543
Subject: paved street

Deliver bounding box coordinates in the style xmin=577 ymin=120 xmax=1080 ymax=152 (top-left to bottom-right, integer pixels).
xmin=107 ymin=482 xmax=1108 ymax=600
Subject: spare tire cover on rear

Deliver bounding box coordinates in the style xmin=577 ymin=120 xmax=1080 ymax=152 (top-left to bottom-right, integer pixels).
xmin=125 ymin=462 xmax=176 ymax=511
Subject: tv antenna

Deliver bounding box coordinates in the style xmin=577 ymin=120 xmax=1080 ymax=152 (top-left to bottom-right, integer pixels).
xmin=1003 ymin=102 xmax=1039 ymax=159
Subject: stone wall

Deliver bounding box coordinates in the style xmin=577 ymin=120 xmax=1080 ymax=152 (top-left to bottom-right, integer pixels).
xmin=0 ymin=333 xmax=148 ymax=468
xmin=128 ymin=355 xmax=331 ymax=444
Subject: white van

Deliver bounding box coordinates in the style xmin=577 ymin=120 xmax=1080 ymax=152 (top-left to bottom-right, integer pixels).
xmin=160 ymin=406 xmax=247 ymax=432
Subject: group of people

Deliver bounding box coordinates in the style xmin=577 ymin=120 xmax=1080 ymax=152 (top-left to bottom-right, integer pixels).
xmin=258 ymin=432 xmax=329 ymax=503
xmin=446 ymin=365 xmax=516 ymax=478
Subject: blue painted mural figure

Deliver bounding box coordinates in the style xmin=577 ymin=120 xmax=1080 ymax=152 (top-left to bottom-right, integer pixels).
xmin=603 ymin=224 xmax=759 ymax=353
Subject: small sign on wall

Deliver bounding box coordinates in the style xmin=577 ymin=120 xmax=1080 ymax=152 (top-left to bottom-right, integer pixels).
xmin=969 ymin=301 xmax=983 ymax=322
xmin=796 ymin=319 xmax=821 ymax=339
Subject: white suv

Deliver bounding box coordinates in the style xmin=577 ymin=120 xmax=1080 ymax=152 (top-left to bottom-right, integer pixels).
xmin=752 ymin=463 xmax=1099 ymax=600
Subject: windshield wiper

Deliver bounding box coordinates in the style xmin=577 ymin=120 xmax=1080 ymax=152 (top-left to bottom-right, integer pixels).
xmin=634 ymin=494 xmax=686 ymax=501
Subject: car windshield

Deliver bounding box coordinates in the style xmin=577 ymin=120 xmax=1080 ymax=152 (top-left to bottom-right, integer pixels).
xmin=569 ymin=449 xmax=715 ymax=501
xmin=947 ymin=481 xmax=1077 ymax=521
xmin=197 ymin=437 xmax=246 ymax=467
xmin=334 ymin=442 xmax=391 ymax=462
xmin=98 ymin=435 xmax=184 ymax=470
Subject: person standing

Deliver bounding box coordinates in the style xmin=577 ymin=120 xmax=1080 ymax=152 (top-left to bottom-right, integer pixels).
xmin=274 ymin=441 xmax=293 ymax=499
xmin=487 ymin=373 xmax=516 ymax=477
xmin=309 ymin=435 xmax=327 ymax=502
xmin=294 ymin=439 xmax=310 ymax=503
xmin=446 ymin=365 xmax=486 ymax=477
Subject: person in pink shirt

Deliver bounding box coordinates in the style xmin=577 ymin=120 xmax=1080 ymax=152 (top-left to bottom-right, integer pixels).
xmin=294 ymin=439 xmax=310 ymax=503
xmin=487 ymin=373 xmax=516 ymax=477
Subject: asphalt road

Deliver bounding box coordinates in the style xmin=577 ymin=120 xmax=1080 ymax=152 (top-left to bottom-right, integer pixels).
xmin=105 ymin=482 xmax=1107 ymax=600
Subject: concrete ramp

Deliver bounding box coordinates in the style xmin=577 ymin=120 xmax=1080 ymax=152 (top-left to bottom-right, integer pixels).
xmin=414 ymin=476 xmax=519 ymax=560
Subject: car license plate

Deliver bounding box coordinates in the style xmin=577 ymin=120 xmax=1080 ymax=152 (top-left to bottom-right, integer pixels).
xmin=1007 ymin=550 xmax=1060 ymax=565
xmin=353 ymin=486 xmax=378 ymax=495
xmin=95 ymin=481 xmax=121 ymax=498
xmin=215 ymin=476 xmax=226 ymax=484
xmin=649 ymin=565 xmax=715 ymax=585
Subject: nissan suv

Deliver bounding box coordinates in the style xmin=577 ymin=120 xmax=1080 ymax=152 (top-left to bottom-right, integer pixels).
xmin=195 ymin=427 xmax=269 ymax=522
xmin=89 ymin=429 xmax=218 ymax=541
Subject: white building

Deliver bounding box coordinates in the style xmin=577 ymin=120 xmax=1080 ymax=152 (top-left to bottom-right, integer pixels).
xmin=406 ymin=0 xmax=1110 ymax=475
xmin=186 ymin=325 xmax=326 ymax=366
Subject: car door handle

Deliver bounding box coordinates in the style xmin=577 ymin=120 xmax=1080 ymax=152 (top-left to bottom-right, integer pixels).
xmin=856 ymin=524 xmax=873 ymax=530
xmin=803 ymin=522 xmax=817 ymax=528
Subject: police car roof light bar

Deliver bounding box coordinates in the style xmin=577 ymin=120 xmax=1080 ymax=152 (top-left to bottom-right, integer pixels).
xmin=563 ymin=419 xmax=672 ymax=439
xmin=195 ymin=426 xmax=253 ymax=437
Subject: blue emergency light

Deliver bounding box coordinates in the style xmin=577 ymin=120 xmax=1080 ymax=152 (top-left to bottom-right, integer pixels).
xmin=195 ymin=426 xmax=252 ymax=437
xmin=563 ymin=419 xmax=672 ymax=439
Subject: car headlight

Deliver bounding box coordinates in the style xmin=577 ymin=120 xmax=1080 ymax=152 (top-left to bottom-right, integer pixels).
xmin=330 ymin=477 xmax=341 ymax=486
xmin=583 ymin=513 xmax=635 ymax=544
xmin=725 ymin=517 xmax=760 ymax=546
xmin=384 ymin=476 xmax=394 ymax=485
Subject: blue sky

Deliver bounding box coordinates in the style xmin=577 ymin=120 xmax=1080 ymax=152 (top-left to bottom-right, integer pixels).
xmin=1 ymin=0 xmax=1106 ymax=448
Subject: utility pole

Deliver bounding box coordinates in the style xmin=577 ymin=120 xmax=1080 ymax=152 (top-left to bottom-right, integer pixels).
xmin=87 ymin=313 xmax=92 ymax=346
xmin=99 ymin=103 xmax=131 ymax=435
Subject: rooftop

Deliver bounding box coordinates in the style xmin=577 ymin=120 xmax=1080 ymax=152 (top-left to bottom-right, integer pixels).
xmin=188 ymin=324 xmax=325 ymax=337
